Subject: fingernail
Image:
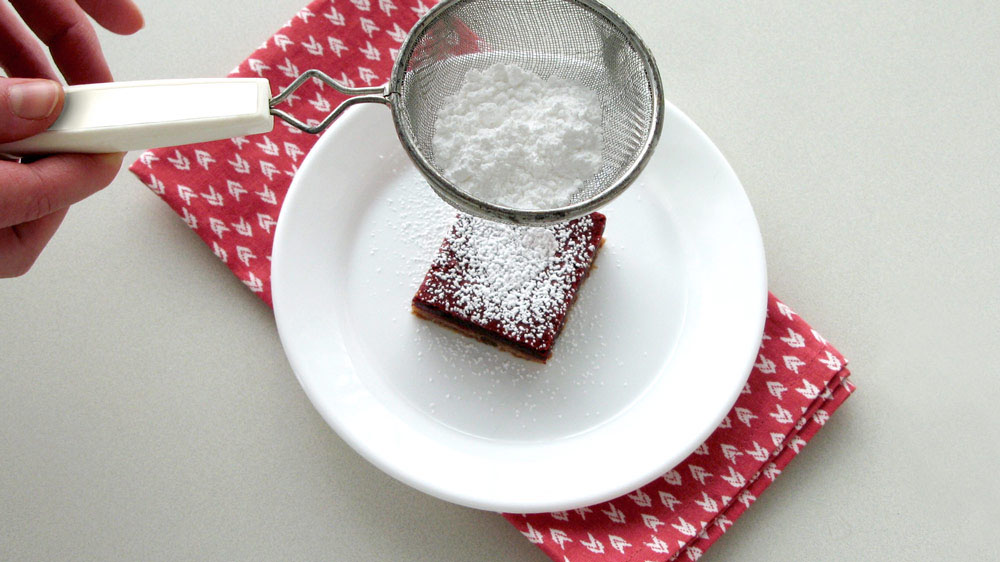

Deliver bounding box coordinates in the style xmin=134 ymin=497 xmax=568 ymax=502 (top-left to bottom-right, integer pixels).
xmin=9 ymin=80 xmax=61 ymax=120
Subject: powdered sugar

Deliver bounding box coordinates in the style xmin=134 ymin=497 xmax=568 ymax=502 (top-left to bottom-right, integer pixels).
xmin=414 ymin=213 xmax=602 ymax=348
xmin=432 ymin=63 xmax=604 ymax=210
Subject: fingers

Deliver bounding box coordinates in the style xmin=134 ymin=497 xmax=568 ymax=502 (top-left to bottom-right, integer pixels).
xmin=0 ymin=2 xmax=58 ymax=79
xmin=77 ymin=0 xmax=144 ymax=35
xmin=8 ymin=0 xmax=112 ymax=84
xmin=0 ymin=153 xmax=123 ymax=229
xmin=0 ymin=208 xmax=68 ymax=278
xmin=0 ymin=78 xmax=66 ymax=144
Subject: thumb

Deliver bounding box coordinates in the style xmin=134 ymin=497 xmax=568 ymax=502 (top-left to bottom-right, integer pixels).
xmin=0 ymin=78 xmax=65 ymax=144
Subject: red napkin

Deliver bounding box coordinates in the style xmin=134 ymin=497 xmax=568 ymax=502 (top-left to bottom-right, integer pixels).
xmin=129 ymin=1 xmax=855 ymax=560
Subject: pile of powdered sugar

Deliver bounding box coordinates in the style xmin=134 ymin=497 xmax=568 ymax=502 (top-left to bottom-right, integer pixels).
xmin=432 ymin=62 xmax=604 ymax=210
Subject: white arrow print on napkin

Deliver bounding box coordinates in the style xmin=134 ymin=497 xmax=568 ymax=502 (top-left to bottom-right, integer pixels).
xmin=755 ymin=354 xmax=776 ymax=374
xmin=689 ymin=465 xmax=712 ymax=485
xmin=776 ymin=301 xmax=796 ymax=319
xmin=746 ymin=441 xmax=769 ymax=461
xmin=247 ymin=59 xmax=270 ymax=76
xmin=144 ymin=174 xmax=165 ymax=195
xmin=379 ymin=0 xmax=396 ymax=15
xmin=226 ymin=180 xmax=247 ymax=201
xmin=387 ymin=22 xmax=407 ymax=43
xmin=258 ymin=213 xmax=277 ymax=234
xmin=328 ymin=36 xmax=349 ymax=57
xmin=177 ymin=185 xmax=195 ymax=205
xmin=580 ymin=533 xmax=604 ymax=554
xmin=194 ymin=150 xmax=215 ymax=170
xmin=662 ymin=469 xmax=682 ymax=486
xmin=360 ymin=41 xmax=380 ymax=61
xmin=260 ymin=161 xmax=280 ymax=181
xmin=360 ymin=17 xmax=379 ymax=37
xmin=520 ymin=523 xmax=544 ymax=544
xmin=308 ymin=92 xmax=331 ymax=113
xmin=796 ymin=378 xmax=821 ymax=399
xmin=781 ymin=328 xmax=806 ymax=348
xmin=411 ymin=0 xmax=430 ymax=16
xmin=273 ymin=34 xmax=293 ymax=51
xmin=573 ymin=506 xmax=592 ymax=520
xmin=284 ymin=141 xmax=304 ymax=162
xmin=296 ymin=6 xmax=314 ymax=22
xmin=181 ymin=207 xmax=197 ymax=230
xmin=200 ymin=186 xmax=224 ymax=206
xmin=671 ymin=517 xmax=698 ymax=537
xmin=549 ymin=528 xmax=571 ymax=549
xmin=228 ymin=154 xmax=250 ymax=174
xmin=358 ymin=67 xmax=379 ymax=85
xmin=763 ymin=462 xmax=781 ymax=480
xmin=232 ymin=217 xmax=253 ymax=237
xmin=783 ymin=355 xmax=806 ymax=374
xmin=209 ymin=218 xmax=230 ymax=239
xmin=641 ymin=513 xmax=665 ymax=532
xmin=608 ymin=535 xmax=631 ymax=554
xmin=255 ymin=185 xmax=278 ymax=206
xmin=734 ymin=407 xmax=757 ymax=427
xmin=256 ymin=136 xmax=280 ymax=156
xmin=601 ymin=503 xmax=625 ymax=524
xmin=139 ymin=151 xmax=159 ymax=166
xmin=212 ymin=241 xmax=227 ymax=262
xmin=167 ymin=150 xmax=189 ymax=171
xmin=627 ymin=488 xmax=651 ymax=507
xmin=813 ymin=409 xmax=830 ymax=425
xmin=659 ymin=491 xmax=680 ymax=511
xmin=301 ymin=35 xmax=323 ymax=56
xmin=766 ymin=380 xmax=787 ymax=400
xmin=644 ymin=534 xmax=671 ymax=554
xmin=819 ymin=350 xmax=842 ymax=371
xmin=324 ymin=6 xmax=345 ymax=26
xmin=550 ymin=511 xmax=568 ymax=522
xmin=720 ymin=443 xmax=743 ymax=464
xmin=243 ymin=273 xmax=263 ymax=293
xmin=236 ymin=246 xmax=256 ymax=266
xmin=770 ymin=404 xmax=794 ymax=424
xmin=722 ymin=465 xmax=746 ymax=488
xmin=771 ymin=432 xmax=786 ymax=448
xmin=694 ymin=491 xmax=718 ymax=514
xmin=277 ymin=57 xmax=299 ymax=79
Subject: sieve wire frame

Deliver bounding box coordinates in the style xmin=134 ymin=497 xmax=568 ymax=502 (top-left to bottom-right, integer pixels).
xmin=383 ymin=0 xmax=665 ymax=226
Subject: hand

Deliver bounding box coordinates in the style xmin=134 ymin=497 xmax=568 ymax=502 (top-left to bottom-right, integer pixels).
xmin=0 ymin=0 xmax=143 ymax=278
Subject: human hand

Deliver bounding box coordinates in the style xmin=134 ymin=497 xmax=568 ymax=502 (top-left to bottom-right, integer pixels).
xmin=1 ymin=0 xmax=143 ymax=278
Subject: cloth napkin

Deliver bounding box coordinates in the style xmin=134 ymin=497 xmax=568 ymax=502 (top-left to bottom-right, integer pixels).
xmin=128 ymin=1 xmax=855 ymax=560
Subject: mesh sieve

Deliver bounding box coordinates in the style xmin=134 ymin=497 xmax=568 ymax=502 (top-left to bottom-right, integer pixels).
xmin=272 ymin=0 xmax=663 ymax=225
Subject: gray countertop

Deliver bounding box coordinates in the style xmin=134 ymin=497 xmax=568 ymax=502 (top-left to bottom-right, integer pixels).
xmin=2 ymin=1 xmax=998 ymax=560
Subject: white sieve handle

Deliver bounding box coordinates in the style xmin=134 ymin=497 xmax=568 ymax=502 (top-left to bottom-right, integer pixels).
xmin=0 ymin=73 xmax=391 ymax=156
xmin=0 ymin=78 xmax=274 ymax=155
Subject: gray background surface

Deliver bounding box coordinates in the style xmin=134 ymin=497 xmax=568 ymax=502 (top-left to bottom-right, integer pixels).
xmin=2 ymin=1 xmax=999 ymax=560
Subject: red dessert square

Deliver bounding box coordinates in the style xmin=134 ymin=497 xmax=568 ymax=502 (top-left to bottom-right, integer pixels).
xmin=412 ymin=212 xmax=606 ymax=363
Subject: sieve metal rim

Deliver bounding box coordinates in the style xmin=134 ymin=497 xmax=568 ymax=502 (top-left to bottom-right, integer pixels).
xmin=270 ymin=0 xmax=665 ymax=225
xmin=385 ymin=0 xmax=665 ymax=226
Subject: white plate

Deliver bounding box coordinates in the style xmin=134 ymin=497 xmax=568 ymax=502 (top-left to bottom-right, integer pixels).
xmin=272 ymin=102 xmax=766 ymax=513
